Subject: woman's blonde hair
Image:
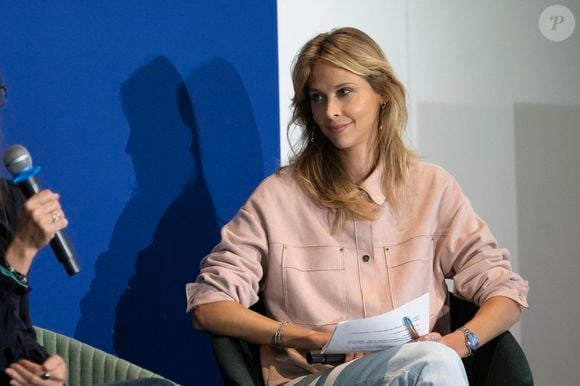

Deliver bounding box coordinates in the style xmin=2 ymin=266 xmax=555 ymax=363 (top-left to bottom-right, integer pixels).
xmin=287 ymin=27 xmax=415 ymax=231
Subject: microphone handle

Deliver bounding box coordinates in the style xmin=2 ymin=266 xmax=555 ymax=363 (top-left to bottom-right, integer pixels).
xmin=16 ymin=175 xmax=41 ymax=197
xmin=16 ymin=175 xmax=80 ymax=276
xmin=50 ymin=231 xmax=81 ymax=275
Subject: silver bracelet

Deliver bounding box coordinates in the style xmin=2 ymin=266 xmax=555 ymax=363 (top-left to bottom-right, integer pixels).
xmin=273 ymin=321 xmax=289 ymax=350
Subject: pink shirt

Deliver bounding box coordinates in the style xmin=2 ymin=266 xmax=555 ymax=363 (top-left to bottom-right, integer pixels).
xmin=186 ymin=162 xmax=529 ymax=385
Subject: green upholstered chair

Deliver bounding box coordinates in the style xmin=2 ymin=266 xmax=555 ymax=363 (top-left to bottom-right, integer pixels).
xmin=34 ymin=327 xmax=178 ymax=386
xmin=211 ymin=294 xmax=533 ymax=386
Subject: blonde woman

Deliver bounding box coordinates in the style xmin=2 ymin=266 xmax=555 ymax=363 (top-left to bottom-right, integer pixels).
xmin=187 ymin=27 xmax=528 ymax=386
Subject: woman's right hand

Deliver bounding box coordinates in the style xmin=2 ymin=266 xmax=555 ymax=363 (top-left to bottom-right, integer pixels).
xmin=283 ymin=327 xmax=331 ymax=351
xmin=5 ymin=355 xmax=68 ymax=386
xmin=4 ymin=190 xmax=68 ymax=275
xmin=194 ymin=301 xmax=333 ymax=351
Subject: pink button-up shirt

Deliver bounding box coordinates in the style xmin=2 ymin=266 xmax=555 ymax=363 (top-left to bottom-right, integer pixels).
xmin=186 ymin=162 xmax=529 ymax=385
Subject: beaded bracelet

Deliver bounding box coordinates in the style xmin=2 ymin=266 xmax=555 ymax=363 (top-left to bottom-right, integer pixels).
xmin=273 ymin=321 xmax=289 ymax=350
xmin=0 ymin=261 xmax=29 ymax=288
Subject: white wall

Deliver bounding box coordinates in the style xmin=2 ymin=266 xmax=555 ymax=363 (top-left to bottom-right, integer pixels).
xmin=408 ymin=2 xmax=579 ymax=385
xmin=278 ymin=1 xmax=580 ymax=384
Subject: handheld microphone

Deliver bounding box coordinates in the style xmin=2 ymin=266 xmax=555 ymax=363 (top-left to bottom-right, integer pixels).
xmin=3 ymin=144 xmax=80 ymax=276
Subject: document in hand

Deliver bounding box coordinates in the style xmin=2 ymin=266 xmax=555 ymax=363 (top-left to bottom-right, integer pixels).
xmin=321 ymin=293 xmax=429 ymax=354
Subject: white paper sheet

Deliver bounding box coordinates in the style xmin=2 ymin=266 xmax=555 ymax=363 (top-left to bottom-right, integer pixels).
xmin=321 ymin=293 xmax=429 ymax=354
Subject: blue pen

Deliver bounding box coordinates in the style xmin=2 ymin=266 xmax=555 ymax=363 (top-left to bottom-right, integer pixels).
xmin=403 ymin=316 xmax=420 ymax=340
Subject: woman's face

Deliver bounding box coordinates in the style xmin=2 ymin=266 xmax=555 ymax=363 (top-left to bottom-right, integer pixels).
xmin=309 ymin=60 xmax=383 ymax=160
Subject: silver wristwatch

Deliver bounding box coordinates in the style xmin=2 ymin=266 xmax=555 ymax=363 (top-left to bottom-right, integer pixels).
xmin=459 ymin=326 xmax=479 ymax=356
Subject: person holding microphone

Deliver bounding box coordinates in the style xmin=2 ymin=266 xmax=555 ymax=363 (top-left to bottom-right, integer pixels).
xmin=0 ymin=176 xmax=69 ymax=385
xmin=0 ymin=80 xmax=172 ymax=386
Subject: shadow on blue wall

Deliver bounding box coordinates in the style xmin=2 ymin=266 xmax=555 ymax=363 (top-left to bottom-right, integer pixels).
xmin=76 ymin=56 xmax=264 ymax=384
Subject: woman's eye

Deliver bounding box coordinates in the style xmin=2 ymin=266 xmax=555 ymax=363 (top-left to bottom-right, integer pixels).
xmin=310 ymin=93 xmax=324 ymax=103
xmin=337 ymin=88 xmax=352 ymax=97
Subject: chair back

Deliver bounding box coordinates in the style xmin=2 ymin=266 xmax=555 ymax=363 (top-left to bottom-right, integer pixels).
xmin=34 ymin=327 xmax=178 ymax=386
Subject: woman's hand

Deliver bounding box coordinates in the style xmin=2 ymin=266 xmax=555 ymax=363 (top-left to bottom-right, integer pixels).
xmin=4 ymin=355 xmax=68 ymax=386
xmin=195 ymin=301 xmax=334 ymax=351
xmin=4 ymin=190 xmax=68 ymax=275
xmin=343 ymin=352 xmax=372 ymax=362
xmin=415 ymin=332 xmax=470 ymax=358
xmin=440 ymin=331 xmax=470 ymax=358
xmin=283 ymin=327 xmax=332 ymax=351
xmin=415 ymin=332 xmax=443 ymax=344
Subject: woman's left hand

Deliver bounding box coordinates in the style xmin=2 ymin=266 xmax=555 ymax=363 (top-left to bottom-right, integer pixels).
xmin=415 ymin=332 xmax=443 ymax=343
xmin=4 ymin=355 xmax=67 ymax=386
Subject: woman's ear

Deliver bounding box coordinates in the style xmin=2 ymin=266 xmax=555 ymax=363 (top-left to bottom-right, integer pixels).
xmin=379 ymin=94 xmax=388 ymax=106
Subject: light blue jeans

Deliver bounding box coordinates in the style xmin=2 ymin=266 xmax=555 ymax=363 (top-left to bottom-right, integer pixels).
xmin=285 ymin=342 xmax=468 ymax=386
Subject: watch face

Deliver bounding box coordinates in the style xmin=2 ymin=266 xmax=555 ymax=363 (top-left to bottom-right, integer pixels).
xmin=467 ymin=333 xmax=479 ymax=349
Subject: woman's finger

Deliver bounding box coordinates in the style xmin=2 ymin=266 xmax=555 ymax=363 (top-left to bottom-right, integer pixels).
xmin=27 ymin=200 xmax=62 ymax=221
xmin=343 ymin=352 xmax=355 ymax=362
xmin=7 ymin=360 xmax=65 ymax=386
xmin=343 ymin=352 xmax=366 ymax=362
xmin=42 ymin=355 xmax=67 ymax=382
xmin=26 ymin=190 xmax=59 ymax=206
xmin=416 ymin=332 xmax=442 ymax=342
xmin=7 ymin=362 xmax=38 ymax=385
xmin=16 ymin=359 xmax=44 ymax=373
xmin=43 ymin=355 xmax=65 ymax=371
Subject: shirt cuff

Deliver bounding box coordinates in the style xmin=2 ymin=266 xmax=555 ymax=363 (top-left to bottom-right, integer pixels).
xmin=185 ymin=282 xmax=236 ymax=313
xmin=481 ymin=287 xmax=529 ymax=309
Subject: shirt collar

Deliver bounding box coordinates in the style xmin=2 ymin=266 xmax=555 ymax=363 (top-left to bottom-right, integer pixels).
xmin=359 ymin=167 xmax=386 ymax=205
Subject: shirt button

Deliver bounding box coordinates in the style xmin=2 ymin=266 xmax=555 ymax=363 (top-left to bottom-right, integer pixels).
xmin=362 ymin=254 xmax=370 ymax=262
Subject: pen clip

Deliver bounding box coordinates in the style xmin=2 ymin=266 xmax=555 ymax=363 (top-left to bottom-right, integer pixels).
xmin=403 ymin=316 xmax=420 ymax=340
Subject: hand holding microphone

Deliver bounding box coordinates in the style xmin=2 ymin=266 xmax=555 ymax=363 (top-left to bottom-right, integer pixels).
xmin=3 ymin=145 xmax=80 ymax=276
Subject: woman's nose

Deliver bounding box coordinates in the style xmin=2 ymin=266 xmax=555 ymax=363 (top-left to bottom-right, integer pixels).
xmin=325 ymin=98 xmax=340 ymax=118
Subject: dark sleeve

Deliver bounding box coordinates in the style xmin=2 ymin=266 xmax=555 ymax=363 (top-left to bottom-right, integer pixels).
xmin=0 ymin=180 xmax=49 ymax=377
xmin=0 ymin=179 xmax=27 ymax=296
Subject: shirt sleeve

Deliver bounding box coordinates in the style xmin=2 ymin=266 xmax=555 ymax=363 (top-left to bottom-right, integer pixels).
xmin=185 ymin=197 xmax=269 ymax=314
xmin=435 ymin=176 xmax=529 ymax=309
xmin=0 ymin=180 xmax=28 ymax=297
xmin=0 ymin=180 xmax=49 ymax=371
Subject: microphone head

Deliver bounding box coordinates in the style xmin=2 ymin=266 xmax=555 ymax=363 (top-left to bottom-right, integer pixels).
xmin=3 ymin=144 xmax=33 ymax=175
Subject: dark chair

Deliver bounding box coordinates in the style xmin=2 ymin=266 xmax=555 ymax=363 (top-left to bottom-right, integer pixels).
xmin=211 ymin=294 xmax=533 ymax=386
xmin=450 ymin=295 xmax=533 ymax=386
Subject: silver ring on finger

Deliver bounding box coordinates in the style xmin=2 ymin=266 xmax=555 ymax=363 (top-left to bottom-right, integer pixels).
xmin=41 ymin=371 xmax=51 ymax=380
xmin=51 ymin=211 xmax=61 ymax=223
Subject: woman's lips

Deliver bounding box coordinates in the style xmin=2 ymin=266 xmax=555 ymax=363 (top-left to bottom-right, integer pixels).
xmin=328 ymin=122 xmax=350 ymax=133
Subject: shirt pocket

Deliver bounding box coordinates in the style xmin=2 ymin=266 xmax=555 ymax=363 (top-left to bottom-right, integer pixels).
xmin=384 ymin=236 xmax=434 ymax=309
xmin=281 ymin=245 xmax=346 ymax=325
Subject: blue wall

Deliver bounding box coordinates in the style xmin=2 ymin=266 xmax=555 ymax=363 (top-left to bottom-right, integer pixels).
xmin=0 ymin=2 xmax=279 ymax=384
